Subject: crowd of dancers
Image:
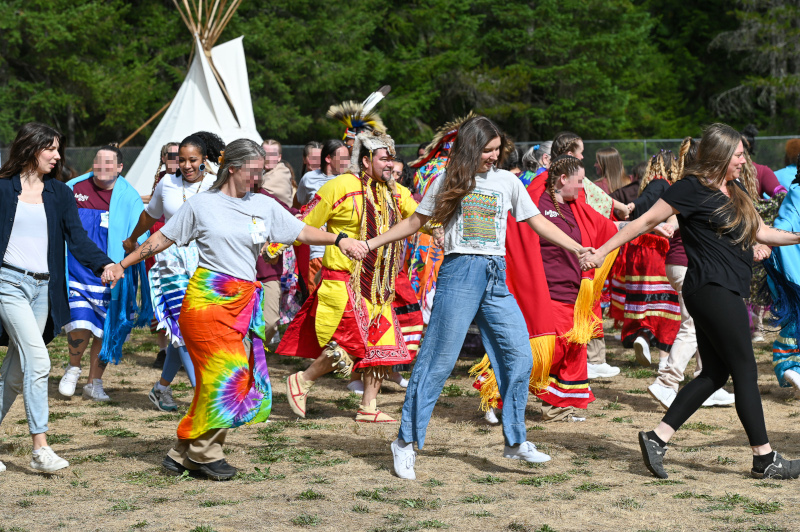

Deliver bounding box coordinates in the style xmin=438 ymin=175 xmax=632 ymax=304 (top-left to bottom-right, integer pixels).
xmin=3 ymin=91 xmax=800 ymax=482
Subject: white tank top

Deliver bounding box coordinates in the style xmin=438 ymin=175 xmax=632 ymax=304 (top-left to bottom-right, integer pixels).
xmin=3 ymin=200 xmax=49 ymax=273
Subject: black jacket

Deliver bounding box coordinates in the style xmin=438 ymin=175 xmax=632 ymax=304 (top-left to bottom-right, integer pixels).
xmin=0 ymin=174 xmax=112 ymax=345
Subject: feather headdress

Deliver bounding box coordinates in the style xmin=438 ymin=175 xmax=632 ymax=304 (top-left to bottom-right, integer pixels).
xmin=327 ymin=85 xmax=391 ymax=140
xmin=348 ymin=131 xmax=396 ymax=175
xmin=410 ymin=112 xmax=476 ymax=168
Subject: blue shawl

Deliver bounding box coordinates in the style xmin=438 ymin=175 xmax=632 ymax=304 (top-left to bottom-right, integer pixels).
xmin=67 ymin=173 xmax=152 ymax=363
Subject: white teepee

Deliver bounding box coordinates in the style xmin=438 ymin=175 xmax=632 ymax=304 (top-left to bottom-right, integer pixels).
xmin=126 ymin=1 xmax=261 ymax=195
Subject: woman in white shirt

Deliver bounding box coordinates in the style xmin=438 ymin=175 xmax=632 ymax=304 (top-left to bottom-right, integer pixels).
xmin=123 ymin=131 xmax=222 ymax=412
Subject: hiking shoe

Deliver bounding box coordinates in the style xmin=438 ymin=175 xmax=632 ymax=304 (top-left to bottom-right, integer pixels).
xmin=702 ymin=388 xmax=735 ymax=407
xmin=587 ymin=362 xmax=620 ymax=379
xmin=355 ymin=399 xmax=397 ymax=423
xmin=194 ymin=459 xmax=237 ymax=481
xmin=391 ymin=438 xmax=416 ymax=480
xmin=58 ymin=365 xmax=82 ymax=397
xmin=484 ymin=408 xmax=499 ymax=425
xmin=648 ymin=382 xmax=677 ymax=410
xmin=162 ymin=455 xmax=201 ymax=477
xmin=634 ymin=337 xmax=652 ymax=366
xmin=286 ymin=372 xmax=313 ymax=418
xmin=346 ymin=380 xmax=365 ymax=395
xmin=152 ymin=349 xmax=166 ymax=369
xmin=30 ymin=446 xmax=69 ymax=473
xmin=149 ymin=385 xmax=178 ymax=412
xmin=504 ymin=441 xmax=551 ymax=463
xmin=82 ymin=379 xmax=110 ymax=402
xmin=751 ymin=452 xmax=800 ymax=480
xmin=638 ymin=431 xmax=668 ymax=479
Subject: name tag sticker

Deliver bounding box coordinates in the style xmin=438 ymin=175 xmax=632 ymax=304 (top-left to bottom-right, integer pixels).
xmin=100 ymin=212 xmax=109 ymax=228
xmin=249 ymin=219 xmax=267 ymax=244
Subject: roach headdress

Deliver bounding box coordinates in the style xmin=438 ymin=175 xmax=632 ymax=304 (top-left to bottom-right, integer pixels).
xmin=327 ymin=85 xmax=391 ymax=141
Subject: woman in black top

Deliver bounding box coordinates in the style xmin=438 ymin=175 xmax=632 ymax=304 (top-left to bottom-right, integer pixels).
xmin=0 ymin=123 xmax=114 ymax=473
xmin=582 ymin=123 xmax=800 ymax=480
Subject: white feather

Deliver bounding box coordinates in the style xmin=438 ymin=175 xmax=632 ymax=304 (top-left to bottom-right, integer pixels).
xmin=361 ymin=85 xmax=391 ymax=115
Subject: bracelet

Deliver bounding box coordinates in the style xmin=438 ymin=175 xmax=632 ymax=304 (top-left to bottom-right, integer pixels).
xmin=335 ymin=232 xmax=348 ymax=247
xmin=366 ymin=241 xmax=371 ymax=252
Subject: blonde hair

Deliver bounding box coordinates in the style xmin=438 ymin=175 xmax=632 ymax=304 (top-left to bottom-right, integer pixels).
xmin=684 ymin=123 xmax=759 ymax=248
xmin=639 ymin=150 xmax=676 ymax=195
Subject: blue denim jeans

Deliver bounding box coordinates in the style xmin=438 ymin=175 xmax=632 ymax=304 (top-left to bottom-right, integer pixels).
xmin=398 ymin=254 xmax=533 ymax=448
xmin=162 ymin=343 xmax=196 ymax=387
xmin=0 ymin=266 xmax=51 ymax=434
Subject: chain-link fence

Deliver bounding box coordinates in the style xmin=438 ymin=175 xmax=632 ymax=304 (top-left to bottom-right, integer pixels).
xmin=2 ymin=137 xmax=798 ymax=182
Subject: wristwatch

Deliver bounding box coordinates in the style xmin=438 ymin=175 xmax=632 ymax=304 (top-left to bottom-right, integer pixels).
xmin=335 ymin=232 xmax=348 ymax=247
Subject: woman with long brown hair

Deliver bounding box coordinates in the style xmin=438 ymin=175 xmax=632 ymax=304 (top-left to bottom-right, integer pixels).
xmin=361 ymin=116 xmax=590 ymax=479
xmin=594 ymin=147 xmax=630 ymax=194
xmin=0 ymin=123 xmax=115 ymax=472
xmin=582 ymin=123 xmax=800 ymax=480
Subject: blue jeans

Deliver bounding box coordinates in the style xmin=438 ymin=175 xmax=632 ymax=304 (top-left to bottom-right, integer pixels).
xmin=398 ymin=254 xmax=532 ymax=448
xmin=161 ymin=343 xmax=196 ymax=387
xmin=0 ymin=267 xmax=51 ymax=434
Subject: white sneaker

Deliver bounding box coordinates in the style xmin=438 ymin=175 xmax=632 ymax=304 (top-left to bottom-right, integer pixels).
xmin=58 ymin=365 xmax=82 ymax=397
xmin=390 ymin=372 xmax=409 ymax=388
xmin=634 ymin=336 xmax=652 ymax=366
xmin=346 ymin=380 xmax=365 ymax=395
xmin=587 ymin=362 xmax=620 ymax=379
xmin=391 ymin=438 xmax=416 ymax=480
xmin=648 ymin=382 xmax=677 ymax=410
xmin=30 ymin=446 xmax=69 ymax=472
xmin=784 ymin=369 xmax=800 ymax=394
xmin=0 ymin=460 xmax=6 ymax=472
xmin=702 ymin=388 xmax=735 ymax=407
xmin=566 ymin=415 xmax=586 ymax=422
xmin=503 ymin=441 xmax=551 ymax=463
xmin=752 ymin=334 xmax=765 ymax=343
xmin=614 ymin=332 xmax=622 ymax=341
xmin=484 ymin=408 xmax=499 ymax=424
xmin=82 ymin=379 xmax=110 ymax=402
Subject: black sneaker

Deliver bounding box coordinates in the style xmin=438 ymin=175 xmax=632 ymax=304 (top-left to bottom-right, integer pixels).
xmin=194 ymin=459 xmax=238 ymax=481
xmin=751 ymin=452 xmax=800 ymax=480
xmin=152 ymin=350 xmax=166 ymax=369
xmin=161 ymin=455 xmax=201 ymax=477
xmin=638 ymin=431 xmax=668 ymax=479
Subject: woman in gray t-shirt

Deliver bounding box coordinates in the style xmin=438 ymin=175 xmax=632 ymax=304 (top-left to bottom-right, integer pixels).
xmin=104 ymin=139 xmax=366 ymax=481
xmin=365 ymin=116 xmax=590 ymax=480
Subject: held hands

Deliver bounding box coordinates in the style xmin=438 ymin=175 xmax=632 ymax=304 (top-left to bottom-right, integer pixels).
xmin=579 ymin=248 xmax=606 ymax=271
xmin=753 ymin=244 xmax=772 ymax=262
xmin=653 ymin=223 xmax=675 ymax=239
xmin=101 ymin=263 xmax=124 ymax=288
xmin=122 ymin=237 xmax=139 ymax=254
xmin=339 ymin=238 xmax=369 ymax=261
xmin=614 ymin=203 xmax=632 ymax=220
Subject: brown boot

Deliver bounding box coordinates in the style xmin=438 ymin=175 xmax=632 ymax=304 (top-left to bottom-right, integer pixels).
xmin=286 ymin=372 xmax=314 ymax=418
xmin=355 ymin=399 xmax=397 ymax=423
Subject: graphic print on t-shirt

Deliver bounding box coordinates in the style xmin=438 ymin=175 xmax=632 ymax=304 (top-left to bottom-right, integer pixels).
xmin=457 ymin=189 xmax=502 ymax=248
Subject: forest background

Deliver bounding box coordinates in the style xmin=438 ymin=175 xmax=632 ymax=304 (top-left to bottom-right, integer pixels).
xmin=1 ymin=0 xmax=799 ymax=148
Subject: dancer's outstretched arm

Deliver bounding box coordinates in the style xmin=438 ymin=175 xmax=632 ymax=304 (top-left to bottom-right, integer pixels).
xmin=366 ymin=212 xmax=431 ymax=250
xmin=525 ymin=214 xmax=590 ymax=256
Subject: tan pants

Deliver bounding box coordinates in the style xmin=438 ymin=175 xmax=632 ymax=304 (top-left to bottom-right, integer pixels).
xmin=541 ymin=403 xmax=578 ymax=422
xmin=261 ymin=280 xmax=281 ymax=342
xmin=655 ymin=265 xmax=703 ymax=391
xmin=167 ymin=428 xmax=227 ymax=467
xmin=587 ymin=337 xmax=606 ymax=365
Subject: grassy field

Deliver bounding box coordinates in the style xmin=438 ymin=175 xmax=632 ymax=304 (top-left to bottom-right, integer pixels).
xmin=0 ymin=324 xmax=798 ymax=532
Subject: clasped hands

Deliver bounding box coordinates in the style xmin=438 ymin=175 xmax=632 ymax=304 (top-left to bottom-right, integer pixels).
xmin=578 ymin=247 xmax=602 ymax=272
xmin=101 ymin=263 xmax=124 ymax=288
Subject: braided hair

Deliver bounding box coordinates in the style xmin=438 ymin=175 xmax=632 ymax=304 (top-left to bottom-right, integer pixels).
xmin=180 ymin=131 xmax=225 ymax=175
xmin=151 ymin=142 xmax=179 ymax=194
xmin=552 ymin=131 xmax=582 ymax=158
xmin=639 ymin=150 xmax=676 ymax=195
xmin=545 ymin=155 xmax=583 ymax=229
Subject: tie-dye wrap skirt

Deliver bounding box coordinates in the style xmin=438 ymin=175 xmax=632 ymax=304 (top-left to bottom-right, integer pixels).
xmin=176 ymin=268 xmax=272 ymax=440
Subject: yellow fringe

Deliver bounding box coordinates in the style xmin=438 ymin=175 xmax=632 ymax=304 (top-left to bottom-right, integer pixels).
xmin=467 ymin=335 xmax=556 ymax=412
xmin=563 ymin=248 xmax=620 ymax=345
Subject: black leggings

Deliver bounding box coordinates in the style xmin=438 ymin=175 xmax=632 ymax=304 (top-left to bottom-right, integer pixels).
xmin=662 ymin=283 xmax=768 ymax=446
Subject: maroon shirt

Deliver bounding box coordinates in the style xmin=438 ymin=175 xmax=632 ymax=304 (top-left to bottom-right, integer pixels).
xmin=755 ymin=163 xmax=785 ymax=197
xmin=666 ymin=230 xmax=688 ymax=267
xmin=73 ymin=178 xmax=112 ymax=210
xmin=538 ymin=192 xmax=582 ymax=304
xmin=255 ymin=189 xmax=298 ymax=283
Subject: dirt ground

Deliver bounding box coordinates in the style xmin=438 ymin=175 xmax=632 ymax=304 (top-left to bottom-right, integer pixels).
xmin=1 ymin=323 xmax=798 ymax=532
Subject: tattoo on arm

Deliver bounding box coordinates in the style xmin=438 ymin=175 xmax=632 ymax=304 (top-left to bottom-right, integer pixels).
xmin=770 ymin=227 xmax=800 ymax=236
xmin=138 ymin=235 xmax=172 ymax=261
xmin=617 ymin=222 xmax=629 ymax=230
